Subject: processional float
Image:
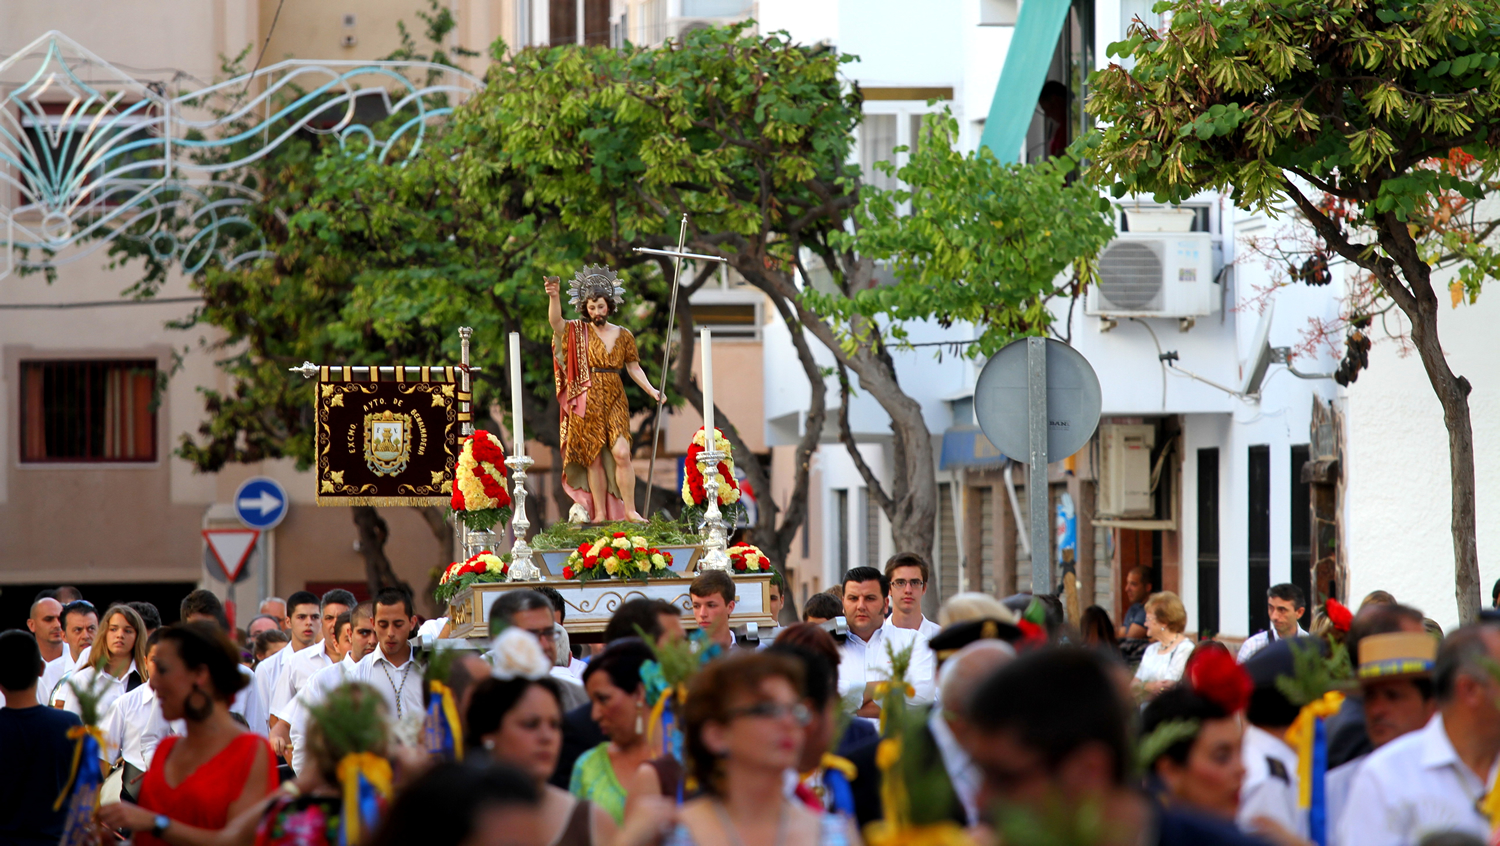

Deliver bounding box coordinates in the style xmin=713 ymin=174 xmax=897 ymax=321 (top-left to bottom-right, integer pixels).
xmin=291 ymin=216 xmax=775 ymax=640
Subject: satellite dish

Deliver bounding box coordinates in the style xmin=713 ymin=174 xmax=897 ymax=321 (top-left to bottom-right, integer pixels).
xmin=974 ymin=338 xmax=1102 ymax=461
xmin=1240 ymin=301 xmax=1276 ymax=397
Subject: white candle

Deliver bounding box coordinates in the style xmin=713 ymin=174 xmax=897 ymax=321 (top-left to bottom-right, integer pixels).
xmin=509 ymin=332 xmax=524 ymax=457
xmin=700 ymin=326 xmax=714 ymax=440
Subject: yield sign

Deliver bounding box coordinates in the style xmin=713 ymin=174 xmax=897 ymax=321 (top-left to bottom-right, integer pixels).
xmin=203 ymin=529 xmax=260 ymax=582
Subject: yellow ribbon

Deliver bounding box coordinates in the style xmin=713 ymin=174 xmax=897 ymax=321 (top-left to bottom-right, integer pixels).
xmin=337 ymin=752 xmax=393 ymax=844
xmin=645 ymin=687 xmax=675 ymax=755
xmin=53 ymin=725 xmax=105 ymax=811
xmin=1481 ymin=768 xmax=1500 ymax=833
xmin=429 ymin=681 xmax=464 ymax=761
xmin=1284 ymin=691 xmax=1344 ymax=809
xmin=863 ymin=820 xmax=975 ymax=846
xmin=821 ymin=753 xmax=858 ymax=781
xmin=872 ymin=681 xmax=916 ymax=734
xmin=876 ymin=737 xmax=908 ymax=831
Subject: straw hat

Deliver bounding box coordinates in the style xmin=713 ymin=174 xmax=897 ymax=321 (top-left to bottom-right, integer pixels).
xmin=1357 ymin=631 xmax=1437 ymax=681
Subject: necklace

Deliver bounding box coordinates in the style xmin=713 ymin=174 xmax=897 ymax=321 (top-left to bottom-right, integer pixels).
xmin=714 ymin=798 xmax=787 ymax=846
xmin=379 ymin=658 xmax=413 ymax=720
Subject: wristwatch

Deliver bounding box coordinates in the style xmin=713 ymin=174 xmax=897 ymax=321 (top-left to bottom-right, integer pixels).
xmin=150 ymin=815 xmax=171 ymax=838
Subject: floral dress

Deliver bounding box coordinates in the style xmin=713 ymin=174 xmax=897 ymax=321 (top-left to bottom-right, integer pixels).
xmin=253 ymin=794 xmax=344 ymax=846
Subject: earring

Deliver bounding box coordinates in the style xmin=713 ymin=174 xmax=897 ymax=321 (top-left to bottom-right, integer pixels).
xmin=635 ymin=708 xmax=645 ymax=736
xmin=482 ymin=738 xmax=495 ymax=750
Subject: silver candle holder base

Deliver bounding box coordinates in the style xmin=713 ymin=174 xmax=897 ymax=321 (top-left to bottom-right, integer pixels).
xmin=506 ymin=453 xmax=542 ymax=581
xmin=696 ymin=448 xmax=731 ymax=572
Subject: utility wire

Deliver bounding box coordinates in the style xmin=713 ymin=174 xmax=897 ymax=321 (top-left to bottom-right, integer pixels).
xmin=0 ymin=296 xmax=201 ymax=310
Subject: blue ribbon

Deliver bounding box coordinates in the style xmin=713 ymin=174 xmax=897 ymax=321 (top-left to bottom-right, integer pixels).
xmin=1310 ymin=716 xmax=1329 ymax=846
xmin=357 ymin=772 xmax=381 ymax=836
xmin=422 ymin=691 xmax=456 ymax=760
xmin=58 ymin=734 xmax=103 ymax=846
xmin=825 ymin=768 xmax=856 ymax=818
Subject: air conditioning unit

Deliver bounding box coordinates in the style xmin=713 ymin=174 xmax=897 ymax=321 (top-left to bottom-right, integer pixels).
xmin=1097 ymin=424 xmax=1156 ymax=517
xmin=1085 ymin=232 xmax=1217 ymax=318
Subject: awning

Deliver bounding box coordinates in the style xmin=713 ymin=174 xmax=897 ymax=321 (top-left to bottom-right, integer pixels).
xmin=978 ymin=0 xmax=1073 ymax=163
xmin=939 ymin=426 xmax=1009 ymax=470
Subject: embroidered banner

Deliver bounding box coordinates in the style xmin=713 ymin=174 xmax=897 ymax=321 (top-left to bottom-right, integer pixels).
xmin=315 ymin=366 xmax=462 ymax=506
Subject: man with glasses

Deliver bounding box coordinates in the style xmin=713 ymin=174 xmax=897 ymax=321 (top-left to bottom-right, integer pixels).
xmin=882 ymin=553 xmax=940 ymax=708
xmin=491 ymin=589 xmax=586 ymax=710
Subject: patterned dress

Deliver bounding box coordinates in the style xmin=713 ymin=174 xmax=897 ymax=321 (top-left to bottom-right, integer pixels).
xmin=555 ymin=321 xmax=639 ymax=505
xmin=253 ymin=794 xmax=344 ymax=846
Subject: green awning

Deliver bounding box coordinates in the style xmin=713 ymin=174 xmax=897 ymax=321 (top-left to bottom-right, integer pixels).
xmin=979 ymin=0 xmax=1073 ymax=163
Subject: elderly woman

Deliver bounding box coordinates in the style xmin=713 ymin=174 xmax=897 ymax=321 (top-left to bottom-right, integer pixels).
xmin=1133 ymin=591 xmax=1194 ymax=698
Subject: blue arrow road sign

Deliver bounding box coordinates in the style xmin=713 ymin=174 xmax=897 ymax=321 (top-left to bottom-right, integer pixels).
xmin=234 ymin=476 xmax=288 ymax=530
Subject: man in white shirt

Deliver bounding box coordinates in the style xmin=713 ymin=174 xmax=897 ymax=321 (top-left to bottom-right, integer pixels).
xmin=1326 ymin=607 xmax=1436 ymax=841
xmin=1337 ymin=624 xmax=1500 ymax=846
xmin=1238 ymin=638 xmax=1308 ymax=840
xmin=42 ymin=601 xmax=98 ymax=707
xmin=179 ymin=589 xmax=254 ymax=720
xmin=248 ymin=590 xmax=321 ymax=735
xmin=882 ymin=553 xmax=940 ymax=702
xmin=99 ymin=633 xmax=177 ymax=802
xmin=27 ymin=595 xmax=65 ymax=665
xmin=354 ymin=589 xmax=426 ymax=730
xmin=838 ymin=567 xmax=926 ymax=720
xmin=278 ymin=604 xmax=378 ymax=774
xmin=1237 ymin=583 xmax=1309 ymax=663
xmin=268 ymin=589 xmax=354 ymax=734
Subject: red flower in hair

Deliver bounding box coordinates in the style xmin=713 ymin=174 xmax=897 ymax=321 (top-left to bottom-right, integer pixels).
xmin=1325 ymin=598 xmax=1353 ymax=634
xmin=1186 ymin=647 xmax=1253 ymax=714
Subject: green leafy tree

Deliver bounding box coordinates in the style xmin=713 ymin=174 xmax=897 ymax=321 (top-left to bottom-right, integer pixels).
xmin=820 ymin=112 xmax=1115 ymax=535
xmin=452 ymin=25 xmax=849 ymax=566
xmin=1088 ymin=0 xmax=1500 ymax=621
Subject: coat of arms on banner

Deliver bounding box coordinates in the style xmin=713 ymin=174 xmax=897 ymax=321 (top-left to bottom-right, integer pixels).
xmin=364 ymin=410 xmax=413 ymax=476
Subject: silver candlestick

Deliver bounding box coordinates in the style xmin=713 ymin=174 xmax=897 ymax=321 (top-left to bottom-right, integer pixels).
xmin=697 ymin=448 xmax=731 ymax=571
xmin=506 ymin=454 xmax=542 ymax=581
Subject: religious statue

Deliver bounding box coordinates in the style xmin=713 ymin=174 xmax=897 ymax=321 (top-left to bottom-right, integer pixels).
xmin=546 ymin=266 xmax=664 ymax=523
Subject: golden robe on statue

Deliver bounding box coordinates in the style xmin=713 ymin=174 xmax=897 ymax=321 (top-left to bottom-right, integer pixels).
xmin=554 ymin=318 xmax=639 ymax=521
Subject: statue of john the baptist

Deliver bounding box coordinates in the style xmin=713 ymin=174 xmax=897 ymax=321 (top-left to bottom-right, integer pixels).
xmin=545 ymin=266 xmax=664 ymax=523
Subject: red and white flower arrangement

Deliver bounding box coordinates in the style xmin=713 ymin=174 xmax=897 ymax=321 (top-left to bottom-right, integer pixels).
xmin=681 ymin=427 xmax=740 ymax=508
xmin=727 ymin=543 xmax=770 ymax=574
xmin=561 ymin=532 xmax=673 ymax=582
xmin=450 ymin=430 xmax=512 ymax=531
xmin=435 ymin=551 xmax=510 ymax=605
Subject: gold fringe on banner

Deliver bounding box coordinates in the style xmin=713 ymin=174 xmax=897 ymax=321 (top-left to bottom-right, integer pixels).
xmin=317 ymin=495 xmax=451 ymax=507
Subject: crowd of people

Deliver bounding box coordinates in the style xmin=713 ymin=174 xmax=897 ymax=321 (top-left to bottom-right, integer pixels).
xmin=2 ymin=557 xmax=1499 ymax=846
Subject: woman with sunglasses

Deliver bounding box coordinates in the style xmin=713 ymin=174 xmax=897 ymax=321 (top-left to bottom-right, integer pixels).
xmin=618 ymin=651 xmax=859 ymax=846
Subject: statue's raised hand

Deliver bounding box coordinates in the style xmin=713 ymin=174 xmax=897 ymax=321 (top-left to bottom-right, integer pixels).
xmin=543 ymin=276 xmax=560 ymax=298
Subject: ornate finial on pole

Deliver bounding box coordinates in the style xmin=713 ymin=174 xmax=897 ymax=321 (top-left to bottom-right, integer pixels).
xmin=696 ymin=448 xmax=731 ymax=572
xmin=458 ymin=327 xmax=474 ymax=438
xmin=290 ymin=361 xmax=319 ymax=378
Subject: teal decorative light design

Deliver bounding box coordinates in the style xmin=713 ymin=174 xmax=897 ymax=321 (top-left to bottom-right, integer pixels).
xmin=0 ymin=30 xmax=484 ymax=280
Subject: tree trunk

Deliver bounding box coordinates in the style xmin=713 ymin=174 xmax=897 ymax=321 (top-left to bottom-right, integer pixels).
xmin=729 ymin=258 xmax=939 ymax=563
xmin=414 ymin=505 xmax=453 ymax=615
xmin=1405 ymin=293 xmax=1481 ymax=623
xmin=351 ymin=506 xmax=412 ymax=599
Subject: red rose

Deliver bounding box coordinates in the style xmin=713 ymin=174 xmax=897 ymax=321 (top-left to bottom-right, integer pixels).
xmin=585 ymin=556 xmax=598 ymax=569
xmin=563 ymin=566 xmax=574 ymax=579
xmin=450 ymin=485 xmax=464 ymax=510
xmin=733 ymin=559 xmax=746 ymax=572
xmin=1186 ymin=647 xmax=1253 ymax=714
xmin=578 ymin=543 xmax=591 ymax=555
xmin=501 ymin=563 xmax=509 ymax=574
xmin=613 ymin=532 xmax=626 ymax=539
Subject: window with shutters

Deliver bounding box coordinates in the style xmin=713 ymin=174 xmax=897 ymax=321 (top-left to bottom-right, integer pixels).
xmin=20 ymin=360 xmax=158 ymax=462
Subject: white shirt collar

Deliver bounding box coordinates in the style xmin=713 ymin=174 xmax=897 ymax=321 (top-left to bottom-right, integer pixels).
xmin=371 ymin=645 xmax=415 ymax=668
xmin=847 ymin=625 xmax=883 ymax=647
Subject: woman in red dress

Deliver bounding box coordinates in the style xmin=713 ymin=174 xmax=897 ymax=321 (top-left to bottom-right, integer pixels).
xmin=97 ymin=622 xmax=277 ymax=844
